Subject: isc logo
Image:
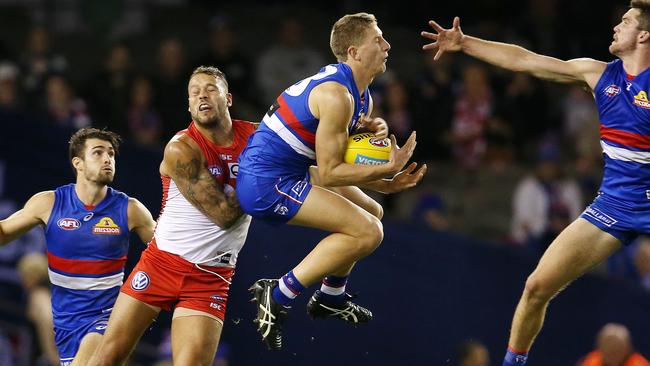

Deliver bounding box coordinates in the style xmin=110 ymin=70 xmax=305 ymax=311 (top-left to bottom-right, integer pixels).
xmin=57 ymin=218 xmax=81 ymax=230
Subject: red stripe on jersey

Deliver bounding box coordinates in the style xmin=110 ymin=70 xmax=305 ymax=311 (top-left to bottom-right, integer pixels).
xmin=277 ymin=95 xmax=316 ymax=146
xmin=601 ymin=126 xmax=650 ymax=149
xmin=48 ymin=252 xmax=126 ymax=275
xmin=159 ymin=175 xmax=171 ymax=217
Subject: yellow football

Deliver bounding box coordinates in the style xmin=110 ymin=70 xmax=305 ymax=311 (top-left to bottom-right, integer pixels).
xmin=344 ymin=133 xmax=391 ymax=165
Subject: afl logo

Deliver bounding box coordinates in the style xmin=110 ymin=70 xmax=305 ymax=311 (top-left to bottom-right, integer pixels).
xmin=130 ymin=271 xmax=150 ymax=291
xmin=369 ymin=137 xmax=390 ymax=148
xmin=604 ymin=84 xmax=621 ymax=97
xmin=208 ymin=165 xmax=223 ymax=176
xmin=57 ymin=218 xmax=80 ymax=230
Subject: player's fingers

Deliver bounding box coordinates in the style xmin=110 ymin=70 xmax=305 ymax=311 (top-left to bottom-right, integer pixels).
xmin=404 ymin=162 xmax=418 ymax=174
xmin=428 ymin=20 xmax=444 ymax=32
xmin=453 ymin=16 xmax=460 ymax=30
xmin=420 ymin=31 xmax=438 ymax=40
xmin=434 ymin=49 xmax=444 ymax=60
xmin=423 ymin=42 xmax=439 ymax=51
xmin=389 ymin=134 xmax=398 ymax=149
xmin=415 ymin=164 xmax=428 ymax=181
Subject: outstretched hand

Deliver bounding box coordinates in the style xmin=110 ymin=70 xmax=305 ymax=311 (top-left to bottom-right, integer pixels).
xmin=386 ymin=162 xmax=427 ymax=193
xmin=388 ymin=132 xmax=417 ymax=175
xmin=421 ymin=16 xmax=464 ymax=60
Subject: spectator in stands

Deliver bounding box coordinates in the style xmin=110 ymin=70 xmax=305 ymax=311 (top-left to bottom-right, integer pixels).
xmin=153 ymin=37 xmax=191 ymax=141
xmin=256 ymin=17 xmax=324 ymax=104
xmin=85 ymin=41 xmax=135 ymax=135
xmin=412 ymin=53 xmax=455 ymax=161
xmin=457 ymin=339 xmax=490 ymax=366
xmin=577 ymin=323 xmax=649 ymax=366
xmin=127 ymin=75 xmax=162 ymax=148
xmin=19 ymin=25 xmax=67 ymax=112
xmin=195 ymin=17 xmax=258 ymax=119
xmin=449 ymin=63 xmax=494 ymax=171
xmin=44 ymin=74 xmax=91 ymax=129
xmin=0 ymin=61 xmax=23 ymax=115
xmin=17 ymin=252 xmax=58 ymax=366
xmin=510 ymin=144 xmax=582 ymax=251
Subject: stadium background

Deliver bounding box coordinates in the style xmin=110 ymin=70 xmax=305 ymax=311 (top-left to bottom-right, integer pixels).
xmin=0 ymin=0 xmax=649 ymax=365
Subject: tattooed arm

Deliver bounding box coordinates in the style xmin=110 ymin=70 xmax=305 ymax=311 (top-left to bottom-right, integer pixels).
xmin=160 ymin=138 xmax=243 ymax=229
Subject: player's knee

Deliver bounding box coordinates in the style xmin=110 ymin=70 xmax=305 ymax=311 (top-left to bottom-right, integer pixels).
xmin=93 ymin=341 xmax=128 ymax=365
xmin=356 ymin=217 xmax=384 ymax=255
xmin=523 ymin=273 xmax=555 ymax=303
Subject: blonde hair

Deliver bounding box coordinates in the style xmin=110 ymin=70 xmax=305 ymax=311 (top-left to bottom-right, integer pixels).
xmin=330 ymin=13 xmax=377 ymax=62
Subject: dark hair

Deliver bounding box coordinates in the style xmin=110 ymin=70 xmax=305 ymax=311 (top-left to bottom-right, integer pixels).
xmin=190 ymin=65 xmax=229 ymax=91
xmin=68 ymin=128 xmax=121 ymax=161
xmin=456 ymin=340 xmax=486 ymax=363
xmin=631 ymin=0 xmax=650 ymax=31
xmin=330 ymin=12 xmax=377 ymax=62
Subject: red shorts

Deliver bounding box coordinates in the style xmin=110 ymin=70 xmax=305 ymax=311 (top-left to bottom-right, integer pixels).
xmin=121 ymin=240 xmax=234 ymax=321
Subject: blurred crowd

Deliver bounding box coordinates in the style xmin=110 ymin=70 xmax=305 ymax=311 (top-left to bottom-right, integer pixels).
xmin=1 ymin=0 xmax=650 ymax=364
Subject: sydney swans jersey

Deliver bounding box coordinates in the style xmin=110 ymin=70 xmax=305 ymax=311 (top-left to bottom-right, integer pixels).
xmin=595 ymin=59 xmax=650 ymax=205
xmin=45 ymin=184 xmax=129 ymax=330
xmin=239 ymin=63 xmax=370 ymax=177
xmin=154 ymin=120 xmax=255 ymax=267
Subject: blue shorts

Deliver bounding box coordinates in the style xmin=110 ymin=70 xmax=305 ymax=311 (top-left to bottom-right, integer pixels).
xmin=236 ymin=170 xmax=312 ymax=223
xmin=55 ymin=313 xmax=110 ymax=366
xmin=580 ymin=193 xmax=650 ymax=245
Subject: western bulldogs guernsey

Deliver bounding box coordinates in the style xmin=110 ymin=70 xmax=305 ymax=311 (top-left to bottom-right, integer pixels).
xmin=45 ymin=184 xmax=129 ymax=363
xmin=580 ymin=59 xmax=650 ymax=245
xmin=595 ymin=59 xmax=650 ymax=205
xmin=237 ymin=63 xmax=369 ymax=222
xmin=239 ymin=63 xmax=370 ymax=177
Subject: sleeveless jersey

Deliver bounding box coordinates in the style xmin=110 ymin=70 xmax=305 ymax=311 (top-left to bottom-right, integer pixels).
xmin=154 ymin=120 xmax=255 ymax=267
xmin=595 ymin=59 xmax=650 ymax=205
xmin=239 ymin=63 xmax=370 ymax=177
xmin=45 ymin=184 xmax=129 ymax=331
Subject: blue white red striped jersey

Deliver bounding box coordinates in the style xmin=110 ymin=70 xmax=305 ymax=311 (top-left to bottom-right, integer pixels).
xmin=595 ymin=59 xmax=650 ymax=205
xmin=239 ymin=63 xmax=370 ymax=177
xmin=45 ymin=184 xmax=129 ymax=330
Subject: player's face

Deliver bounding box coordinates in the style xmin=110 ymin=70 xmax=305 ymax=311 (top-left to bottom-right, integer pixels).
xmin=357 ymin=24 xmax=391 ymax=75
xmin=610 ymin=9 xmax=644 ymax=56
xmin=188 ymin=73 xmax=232 ymax=127
xmin=76 ymin=138 xmax=116 ymax=185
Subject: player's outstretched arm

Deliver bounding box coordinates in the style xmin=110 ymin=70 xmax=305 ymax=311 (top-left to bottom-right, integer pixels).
xmin=421 ymin=17 xmax=606 ymax=88
xmin=312 ymin=83 xmax=416 ymax=187
xmin=0 ymin=191 xmax=53 ymax=245
xmin=127 ymin=198 xmax=156 ymax=244
xmin=161 ymin=140 xmax=243 ymax=229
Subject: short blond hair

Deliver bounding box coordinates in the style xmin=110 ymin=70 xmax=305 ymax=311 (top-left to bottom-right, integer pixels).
xmin=330 ymin=12 xmax=377 ymax=62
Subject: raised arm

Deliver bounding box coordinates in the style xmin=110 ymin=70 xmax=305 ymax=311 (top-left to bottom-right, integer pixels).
xmin=127 ymin=198 xmax=156 ymax=244
xmin=310 ymin=82 xmax=416 ymax=187
xmin=160 ymin=139 xmax=243 ymax=229
xmin=0 ymin=191 xmax=53 ymax=245
xmin=421 ymin=17 xmax=607 ymax=89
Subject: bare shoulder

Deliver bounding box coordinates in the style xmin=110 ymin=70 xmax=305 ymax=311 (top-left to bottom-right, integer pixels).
xmin=27 ymin=191 xmax=55 ymax=216
xmin=16 ymin=190 xmax=55 ymax=225
xmin=161 ymin=135 xmax=202 ymax=176
xmin=309 ymin=81 xmax=354 ymax=119
xmin=127 ymin=197 xmax=149 ymax=214
xmin=567 ymin=58 xmax=607 ymax=73
xmin=567 ymin=58 xmax=608 ymax=88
